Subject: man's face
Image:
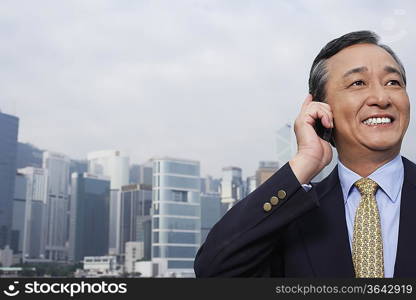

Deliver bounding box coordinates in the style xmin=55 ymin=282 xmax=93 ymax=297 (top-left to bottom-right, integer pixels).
xmin=325 ymin=43 xmax=410 ymax=156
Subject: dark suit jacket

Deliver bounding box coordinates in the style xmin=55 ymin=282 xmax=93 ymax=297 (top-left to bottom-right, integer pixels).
xmin=194 ymin=156 xmax=416 ymax=277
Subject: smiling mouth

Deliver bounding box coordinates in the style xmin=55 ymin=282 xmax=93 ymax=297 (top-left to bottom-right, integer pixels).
xmin=362 ymin=117 xmax=394 ymax=126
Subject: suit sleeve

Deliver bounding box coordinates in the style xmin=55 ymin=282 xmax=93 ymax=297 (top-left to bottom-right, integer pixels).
xmin=194 ymin=162 xmax=320 ymax=277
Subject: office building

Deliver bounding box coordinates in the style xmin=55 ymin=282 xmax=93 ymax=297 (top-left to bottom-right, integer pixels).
xmin=16 ymin=142 xmax=43 ymax=169
xmin=256 ymin=161 xmax=279 ymax=187
xmin=200 ymin=176 xmax=220 ymax=194
xmin=152 ymin=157 xmax=201 ymax=277
xmin=69 ymin=173 xmax=110 ymax=262
xmin=19 ymin=167 xmax=48 ymax=260
xmin=87 ymin=150 xmax=129 ymax=255
xmin=200 ymin=192 xmax=221 ymax=244
xmin=276 ymin=123 xmax=295 ymax=167
xmin=108 ymin=190 xmax=121 ymax=255
xmin=129 ymin=164 xmax=140 ymax=184
xmin=124 ymin=241 xmax=144 ymax=274
xmin=70 ymin=159 xmax=88 ymax=178
xmin=119 ymin=184 xmax=152 ymax=258
xmin=220 ymin=167 xmax=243 ymax=212
xmin=0 ymin=245 xmax=13 ymax=268
xmin=76 ymin=256 xmax=119 ymax=277
xmin=87 ymin=150 xmax=129 ymax=190
xmin=0 ymin=111 xmax=19 ymax=249
xmin=129 ymin=161 xmax=153 ymax=186
xmin=140 ymin=161 xmax=153 ymax=186
xmin=245 ymin=175 xmax=257 ymax=196
xmin=11 ymin=173 xmax=27 ymax=254
xmin=43 ymin=151 xmax=70 ymax=260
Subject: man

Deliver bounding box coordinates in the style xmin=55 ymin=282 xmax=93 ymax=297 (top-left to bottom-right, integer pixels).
xmin=194 ymin=31 xmax=415 ymax=277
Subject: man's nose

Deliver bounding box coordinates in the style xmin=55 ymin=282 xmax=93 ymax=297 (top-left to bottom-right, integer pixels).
xmin=366 ymin=83 xmax=391 ymax=108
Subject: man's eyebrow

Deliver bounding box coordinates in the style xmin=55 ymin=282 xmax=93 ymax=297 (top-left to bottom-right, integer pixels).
xmin=342 ymin=66 xmax=368 ymax=78
xmin=384 ymin=65 xmax=402 ymax=76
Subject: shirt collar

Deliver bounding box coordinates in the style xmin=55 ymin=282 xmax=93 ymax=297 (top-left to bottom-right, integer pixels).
xmin=337 ymin=155 xmax=404 ymax=204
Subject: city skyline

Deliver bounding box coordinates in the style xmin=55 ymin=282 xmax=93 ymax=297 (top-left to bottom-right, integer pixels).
xmin=2 ymin=1 xmax=416 ymax=178
xmin=1 ymin=108 xmax=228 ymax=277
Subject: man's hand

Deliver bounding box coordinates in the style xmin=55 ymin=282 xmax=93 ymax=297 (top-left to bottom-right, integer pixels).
xmin=289 ymin=94 xmax=334 ymax=184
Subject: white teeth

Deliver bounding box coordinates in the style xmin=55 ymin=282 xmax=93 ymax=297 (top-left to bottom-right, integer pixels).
xmin=363 ymin=117 xmax=392 ymax=125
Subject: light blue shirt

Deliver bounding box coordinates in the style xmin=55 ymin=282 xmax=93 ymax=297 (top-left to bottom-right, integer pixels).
xmin=338 ymin=155 xmax=403 ymax=278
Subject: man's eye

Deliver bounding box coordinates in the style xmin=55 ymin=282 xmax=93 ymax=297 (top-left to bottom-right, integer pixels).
xmin=350 ymin=80 xmax=365 ymax=87
xmin=386 ymin=80 xmax=401 ymax=86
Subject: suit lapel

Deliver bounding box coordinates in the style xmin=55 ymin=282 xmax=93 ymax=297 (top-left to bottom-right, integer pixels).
xmin=394 ymin=157 xmax=416 ymax=277
xmin=297 ymin=165 xmax=355 ymax=277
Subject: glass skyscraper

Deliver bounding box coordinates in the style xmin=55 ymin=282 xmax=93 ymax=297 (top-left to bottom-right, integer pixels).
xmin=276 ymin=123 xmax=295 ymax=167
xmin=0 ymin=111 xmax=19 ymax=249
xmin=87 ymin=150 xmax=130 ymax=255
xmin=87 ymin=150 xmax=129 ymax=190
xmin=69 ymin=173 xmax=110 ymax=262
xmin=11 ymin=173 xmax=26 ymax=254
xmin=152 ymin=158 xmax=201 ymax=277
xmin=19 ymin=167 xmax=48 ymax=260
xmin=220 ymin=166 xmax=243 ymax=213
xmin=119 ymin=184 xmax=152 ymax=259
xmin=200 ymin=192 xmax=221 ymax=244
xmin=43 ymin=151 xmax=70 ymax=260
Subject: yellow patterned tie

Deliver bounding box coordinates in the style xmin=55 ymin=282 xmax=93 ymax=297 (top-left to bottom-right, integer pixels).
xmin=352 ymin=178 xmax=384 ymax=278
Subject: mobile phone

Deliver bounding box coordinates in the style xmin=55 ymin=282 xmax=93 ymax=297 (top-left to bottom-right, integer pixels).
xmin=312 ymin=96 xmax=333 ymax=143
xmin=315 ymin=119 xmax=333 ymax=142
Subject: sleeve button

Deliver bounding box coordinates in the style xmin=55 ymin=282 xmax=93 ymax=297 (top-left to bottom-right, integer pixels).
xmin=270 ymin=196 xmax=279 ymax=205
xmin=277 ymin=189 xmax=286 ymax=200
xmin=263 ymin=202 xmax=272 ymax=212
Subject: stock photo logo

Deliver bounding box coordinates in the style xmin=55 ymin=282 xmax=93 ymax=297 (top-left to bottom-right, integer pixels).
xmin=2 ymin=281 xmax=128 ymax=297
xmin=3 ymin=281 xmax=20 ymax=297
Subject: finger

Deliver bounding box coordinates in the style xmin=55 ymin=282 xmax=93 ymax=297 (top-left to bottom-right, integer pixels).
xmin=318 ymin=111 xmax=332 ymax=129
xmin=305 ymin=100 xmax=333 ymax=114
xmin=319 ymin=102 xmax=333 ymax=113
xmin=304 ymin=105 xmax=333 ymax=128
xmin=313 ymin=105 xmax=333 ymax=127
xmin=302 ymin=101 xmax=333 ymax=119
xmin=320 ymin=112 xmax=332 ymax=129
xmin=303 ymin=109 xmax=328 ymax=128
xmin=318 ymin=107 xmax=334 ymax=128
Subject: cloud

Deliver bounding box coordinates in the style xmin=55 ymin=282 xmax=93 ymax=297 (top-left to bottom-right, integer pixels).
xmin=1 ymin=0 xmax=415 ymax=177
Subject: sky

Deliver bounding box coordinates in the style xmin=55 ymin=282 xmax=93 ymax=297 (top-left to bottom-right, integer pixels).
xmin=1 ymin=0 xmax=416 ymax=178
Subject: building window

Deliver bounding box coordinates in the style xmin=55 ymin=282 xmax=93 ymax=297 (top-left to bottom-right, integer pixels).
xmin=172 ymin=190 xmax=187 ymax=202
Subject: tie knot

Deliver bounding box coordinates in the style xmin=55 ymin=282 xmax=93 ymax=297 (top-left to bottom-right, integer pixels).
xmin=354 ymin=177 xmax=379 ymax=196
